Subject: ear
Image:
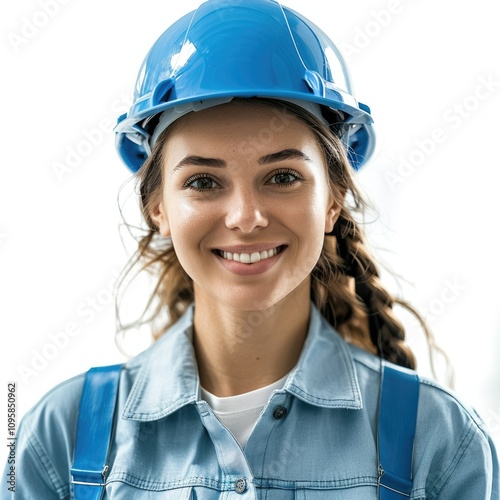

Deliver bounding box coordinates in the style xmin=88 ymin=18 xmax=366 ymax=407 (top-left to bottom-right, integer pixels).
xmin=150 ymin=200 xmax=171 ymax=237
xmin=325 ymin=191 xmax=343 ymax=234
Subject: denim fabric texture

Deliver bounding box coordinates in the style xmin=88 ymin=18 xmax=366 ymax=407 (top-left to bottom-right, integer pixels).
xmin=4 ymin=303 xmax=499 ymax=499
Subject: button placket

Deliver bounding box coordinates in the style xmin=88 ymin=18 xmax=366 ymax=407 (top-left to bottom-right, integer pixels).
xmin=197 ymin=402 xmax=256 ymax=497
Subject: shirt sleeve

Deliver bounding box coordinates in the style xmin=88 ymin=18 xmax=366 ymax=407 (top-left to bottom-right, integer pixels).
xmin=414 ymin=380 xmax=500 ymax=500
xmin=427 ymin=419 xmax=499 ymax=499
xmin=1 ymin=376 xmax=85 ymax=500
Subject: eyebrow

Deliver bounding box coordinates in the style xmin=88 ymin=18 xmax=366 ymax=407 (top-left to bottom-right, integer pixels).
xmin=258 ymin=148 xmax=311 ymax=165
xmin=172 ymin=148 xmax=311 ymax=172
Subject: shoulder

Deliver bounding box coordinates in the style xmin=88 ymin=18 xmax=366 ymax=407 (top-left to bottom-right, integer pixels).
xmin=21 ymin=373 xmax=86 ymax=441
xmin=18 ymin=351 xmax=151 ymax=446
xmin=348 ymin=342 xmax=493 ymax=448
xmin=346 ymin=343 xmax=499 ymax=498
xmin=417 ymin=376 xmax=486 ymax=432
xmin=412 ymin=376 xmax=498 ymax=497
xmin=21 ymin=358 xmax=146 ymax=438
xmin=20 ymin=330 xmax=167 ymax=436
xmin=12 ymin=361 xmax=144 ymax=498
xmin=13 ymin=373 xmax=87 ymax=498
xmin=415 ymin=373 xmax=493 ymax=457
xmin=346 ymin=341 xmax=487 ymax=431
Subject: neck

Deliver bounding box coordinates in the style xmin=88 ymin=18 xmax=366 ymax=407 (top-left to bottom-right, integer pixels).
xmin=192 ymin=281 xmax=311 ymax=397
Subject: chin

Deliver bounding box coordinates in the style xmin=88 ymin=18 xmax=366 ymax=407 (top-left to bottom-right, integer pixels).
xmin=215 ymin=288 xmax=280 ymax=311
xmin=212 ymin=279 xmax=309 ymax=313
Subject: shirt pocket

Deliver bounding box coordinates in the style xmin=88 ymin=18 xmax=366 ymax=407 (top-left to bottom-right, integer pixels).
xmin=104 ymin=484 xmax=194 ymax=499
xmin=294 ymin=487 xmax=378 ymax=499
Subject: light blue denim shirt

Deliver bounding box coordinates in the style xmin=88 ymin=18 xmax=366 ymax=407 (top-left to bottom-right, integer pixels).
xmin=4 ymin=303 xmax=499 ymax=499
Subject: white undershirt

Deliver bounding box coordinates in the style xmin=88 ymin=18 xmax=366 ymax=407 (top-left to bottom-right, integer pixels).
xmin=201 ymin=373 xmax=289 ymax=448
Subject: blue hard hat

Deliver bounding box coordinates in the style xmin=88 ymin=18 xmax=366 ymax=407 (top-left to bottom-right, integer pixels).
xmin=115 ymin=0 xmax=376 ymax=172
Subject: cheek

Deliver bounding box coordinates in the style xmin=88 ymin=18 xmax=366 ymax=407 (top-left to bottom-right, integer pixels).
xmin=287 ymin=187 xmax=329 ymax=230
xmin=166 ymin=197 xmax=216 ymax=267
xmin=167 ymin=194 xmax=208 ymax=236
xmin=280 ymin=190 xmax=328 ymax=263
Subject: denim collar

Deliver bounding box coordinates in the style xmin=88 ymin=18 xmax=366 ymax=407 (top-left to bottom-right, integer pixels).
xmin=122 ymin=302 xmax=362 ymax=421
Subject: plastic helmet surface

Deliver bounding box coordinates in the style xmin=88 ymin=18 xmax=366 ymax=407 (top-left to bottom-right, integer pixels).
xmin=115 ymin=0 xmax=376 ymax=172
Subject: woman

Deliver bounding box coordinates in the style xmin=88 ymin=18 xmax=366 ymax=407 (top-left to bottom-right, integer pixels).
xmin=5 ymin=0 xmax=498 ymax=498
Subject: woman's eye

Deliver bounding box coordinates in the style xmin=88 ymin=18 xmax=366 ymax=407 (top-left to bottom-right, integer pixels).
xmin=184 ymin=175 xmax=219 ymax=191
xmin=268 ymin=170 xmax=302 ymax=186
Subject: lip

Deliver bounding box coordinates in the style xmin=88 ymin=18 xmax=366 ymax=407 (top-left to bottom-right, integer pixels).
xmin=212 ymin=245 xmax=287 ymax=276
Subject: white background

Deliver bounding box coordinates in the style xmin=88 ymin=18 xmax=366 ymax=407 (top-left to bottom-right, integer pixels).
xmin=2 ymin=0 xmax=499 ymax=467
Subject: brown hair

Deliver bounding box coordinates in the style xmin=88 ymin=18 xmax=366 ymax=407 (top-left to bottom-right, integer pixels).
xmin=115 ymin=98 xmax=451 ymax=377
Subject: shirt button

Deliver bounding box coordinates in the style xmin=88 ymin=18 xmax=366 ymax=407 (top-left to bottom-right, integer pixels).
xmin=234 ymin=478 xmax=247 ymax=493
xmin=273 ymin=406 xmax=288 ymax=419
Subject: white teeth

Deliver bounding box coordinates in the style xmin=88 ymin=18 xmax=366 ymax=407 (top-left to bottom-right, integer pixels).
xmin=220 ymin=246 xmax=281 ymax=264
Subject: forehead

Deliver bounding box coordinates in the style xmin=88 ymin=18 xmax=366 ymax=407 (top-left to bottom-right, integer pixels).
xmin=161 ymin=101 xmax=323 ymax=164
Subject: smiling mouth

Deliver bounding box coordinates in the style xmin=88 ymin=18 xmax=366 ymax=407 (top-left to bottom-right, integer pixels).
xmin=214 ymin=245 xmax=285 ymax=264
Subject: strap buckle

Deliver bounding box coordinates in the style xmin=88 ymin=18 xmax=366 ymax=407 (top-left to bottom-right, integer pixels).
xmin=71 ymin=465 xmax=108 ymax=487
xmin=379 ymin=469 xmax=412 ymax=497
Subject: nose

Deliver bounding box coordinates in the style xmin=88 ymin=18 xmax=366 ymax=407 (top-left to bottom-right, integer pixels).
xmin=224 ymin=188 xmax=269 ymax=233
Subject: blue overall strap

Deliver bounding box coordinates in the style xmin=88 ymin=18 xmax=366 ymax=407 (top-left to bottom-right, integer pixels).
xmin=378 ymin=361 xmax=420 ymax=499
xmin=71 ymin=364 xmax=122 ymax=500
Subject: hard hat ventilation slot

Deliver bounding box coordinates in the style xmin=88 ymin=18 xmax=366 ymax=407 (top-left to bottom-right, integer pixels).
xmin=151 ymin=78 xmax=176 ymax=107
xmin=304 ymin=70 xmax=326 ymax=98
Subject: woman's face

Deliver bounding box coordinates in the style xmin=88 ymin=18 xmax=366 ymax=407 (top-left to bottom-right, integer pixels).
xmin=151 ymin=101 xmax=340 ymax=311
